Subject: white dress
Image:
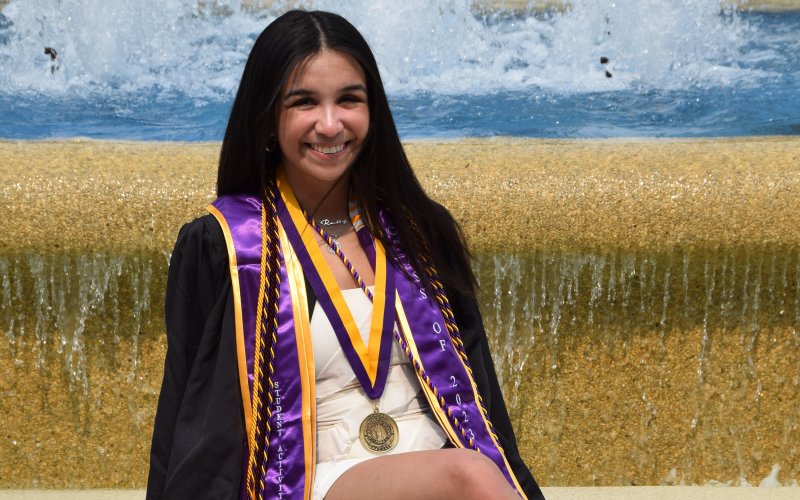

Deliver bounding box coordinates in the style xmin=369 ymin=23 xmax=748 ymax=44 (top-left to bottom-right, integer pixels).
xmin=310 ymin=287 xmax=448 ymax=499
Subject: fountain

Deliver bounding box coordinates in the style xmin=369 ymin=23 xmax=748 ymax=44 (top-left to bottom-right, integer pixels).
xmin=1 ymin=0 xmax=799 ymax=492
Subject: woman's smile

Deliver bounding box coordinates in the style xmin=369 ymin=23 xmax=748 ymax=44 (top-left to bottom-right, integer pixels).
xmin=309 ymin=142 xmax=347 ymax=155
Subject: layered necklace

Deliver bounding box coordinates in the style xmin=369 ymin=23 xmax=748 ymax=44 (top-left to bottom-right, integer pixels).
xmin=313 ymin=217 xmax=351 ymax=254
xmin=306 ymin=206 xmax=400 ymax=454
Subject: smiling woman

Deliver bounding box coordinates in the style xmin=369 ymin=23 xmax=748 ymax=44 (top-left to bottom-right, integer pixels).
xmin=146 ymin=9 xmax=544 ymax=500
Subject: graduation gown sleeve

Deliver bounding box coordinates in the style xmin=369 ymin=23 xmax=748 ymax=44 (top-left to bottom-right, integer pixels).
xmin=146 ymin=215 xmax=245 ymax=500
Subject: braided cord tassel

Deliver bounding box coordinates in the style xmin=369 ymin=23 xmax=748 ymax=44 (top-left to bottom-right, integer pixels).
xmin=245 ymin=200 xmax=269 ymax=498
xmin=245 ymin=181 xmax=282 ymax=499
xmin=389 ymin=326 xmax=482 ymax=450
xmin=311 ymin=206 xmax=503 ymax=454
xmin=260 ymin=181 xmax=282 ymax=497
xmin=393 ymin=215 xmax=505 ymax=453
xmin=310 ymin=209 xmax=483 ymax=449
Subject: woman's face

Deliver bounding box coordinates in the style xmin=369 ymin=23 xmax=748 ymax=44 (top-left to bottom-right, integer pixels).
xmin=277 ymin=49 xmax=370 ymax=195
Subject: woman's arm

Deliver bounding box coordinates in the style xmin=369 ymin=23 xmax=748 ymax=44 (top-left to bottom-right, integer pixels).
xmin=146 ymin=216 xmax=237 ymax=499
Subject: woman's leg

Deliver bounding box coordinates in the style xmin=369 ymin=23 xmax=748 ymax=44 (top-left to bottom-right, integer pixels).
xmin=325 ymin=448 xmax=519 ymax=500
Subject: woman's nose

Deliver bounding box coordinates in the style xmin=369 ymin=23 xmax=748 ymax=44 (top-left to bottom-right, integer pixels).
xmin=315 ymin=105 xmax=344 ymax=137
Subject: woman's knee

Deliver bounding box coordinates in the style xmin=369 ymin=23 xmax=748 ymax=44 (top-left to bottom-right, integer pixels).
xmin=441 ymin=449 xmax=517 ymax=499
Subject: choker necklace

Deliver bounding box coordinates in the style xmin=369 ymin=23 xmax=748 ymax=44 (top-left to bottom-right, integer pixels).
xmin=315 ymin=217 xmax=350 ymax=226
xmin=313 ymin=217 xmax=351 ymax=253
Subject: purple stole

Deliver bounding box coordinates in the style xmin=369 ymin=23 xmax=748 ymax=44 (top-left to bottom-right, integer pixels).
xmin=208 ymin=184 xmax=527 ymax=500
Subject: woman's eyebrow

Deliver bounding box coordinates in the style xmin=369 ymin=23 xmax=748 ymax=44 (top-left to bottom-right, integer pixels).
xmin=341 ymin=84 xmax=367 ymax=94
xmin=283 ymin=84 xmax=367 ymax=100
xmin=283 ymin=88 xmax=312 ymax=100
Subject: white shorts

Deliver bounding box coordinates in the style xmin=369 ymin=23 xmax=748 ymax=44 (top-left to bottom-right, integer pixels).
xmin=312 ymin=458 xmax=371 ymax=499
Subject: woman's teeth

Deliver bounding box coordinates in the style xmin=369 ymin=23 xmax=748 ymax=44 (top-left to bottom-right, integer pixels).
xmin=311 ymin=143 xmax=345 ymax=154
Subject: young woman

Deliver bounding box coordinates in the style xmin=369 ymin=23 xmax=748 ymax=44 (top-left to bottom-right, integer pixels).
xmin=147 ymin=10 xmax=544 ymax=500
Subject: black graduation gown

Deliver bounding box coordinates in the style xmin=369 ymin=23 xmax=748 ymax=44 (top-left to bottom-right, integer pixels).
xmin=147 ymin=214 xmax=544 ymax=500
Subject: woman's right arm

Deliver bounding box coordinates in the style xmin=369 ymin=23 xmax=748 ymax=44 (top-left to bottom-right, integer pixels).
xmin=146 ymin=216 xmax=230 ymax=498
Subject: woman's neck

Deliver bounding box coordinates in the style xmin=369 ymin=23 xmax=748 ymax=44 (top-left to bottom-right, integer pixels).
xmin=285 ymin=170 xmax=351 ymax=220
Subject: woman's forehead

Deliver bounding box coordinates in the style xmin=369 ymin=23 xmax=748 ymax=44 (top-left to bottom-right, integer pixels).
xmin=283 ymin=49 xmax=367 ymax=95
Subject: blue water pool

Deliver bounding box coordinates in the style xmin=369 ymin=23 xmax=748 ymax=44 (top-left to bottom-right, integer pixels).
xmin=0 ymin=0 xmax=798 ymax=140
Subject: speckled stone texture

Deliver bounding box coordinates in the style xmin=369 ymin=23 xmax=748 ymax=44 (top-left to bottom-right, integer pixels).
xmin=2 ymin=138 xmax=800 ymax=253
xmin=1 ymin=137 xmax=799 ymax=488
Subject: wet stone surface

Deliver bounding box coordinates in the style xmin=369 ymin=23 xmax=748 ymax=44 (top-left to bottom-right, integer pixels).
xmin=1 ymin=138 xmax=799 ymax=487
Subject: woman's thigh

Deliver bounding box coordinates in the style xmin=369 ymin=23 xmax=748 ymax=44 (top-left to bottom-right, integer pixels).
xmin=324 ymin=448 xmax=519 ymax=500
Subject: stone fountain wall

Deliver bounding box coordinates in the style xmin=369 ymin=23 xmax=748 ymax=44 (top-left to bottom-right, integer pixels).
xmin=1 ymin=137 xmax=799 ymax=487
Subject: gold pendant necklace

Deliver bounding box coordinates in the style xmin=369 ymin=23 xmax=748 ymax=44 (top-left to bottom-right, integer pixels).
xmin=359 ymin=405 xmax=399 ymax=454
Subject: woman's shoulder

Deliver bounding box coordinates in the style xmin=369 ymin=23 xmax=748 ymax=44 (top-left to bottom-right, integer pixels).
xmin=431 ymin=200 xmax=472 ymax=280
xmin=175 ymin=213 xmax=225 ymax=248
xmin=169 ymin=213 xmax=228 ymax=274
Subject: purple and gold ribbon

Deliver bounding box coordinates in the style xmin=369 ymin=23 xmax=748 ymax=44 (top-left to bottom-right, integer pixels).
xmin=276 ymin=170 xmax=396 ymax=400
xmin=210 ymin=195 xmax=314 ymax=499
xmin=380 ymin=211 xmax=525 ymax=495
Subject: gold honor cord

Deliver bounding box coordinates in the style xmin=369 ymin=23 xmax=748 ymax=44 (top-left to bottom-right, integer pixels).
xmin=243 ymin=190 xmax=284 ymax=500
xmin=207 ymin=205 xmax=253 ymax=438
xmin=421 ymin=254 xmax=527 ymax=497
xmin=393 ymin=297 xmax=462 ymax=446
xmin=247 ymin=199 xmax=270 ymax=499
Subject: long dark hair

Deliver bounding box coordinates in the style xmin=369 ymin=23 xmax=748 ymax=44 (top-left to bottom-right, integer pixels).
xmin=217 ymin=10 xmax=475 ymax=294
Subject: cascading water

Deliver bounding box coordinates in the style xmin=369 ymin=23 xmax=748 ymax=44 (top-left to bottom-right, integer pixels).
xmin=1 ymin=253 xmax=157 ymax=395
xmin=0 ymin=0 xmax=797 ymax=138
xmin=1 ymin=251 xmax=165 ymax=487
xmin=475 ymin=246 xmax=800 ymax=485
xmin=1 ymin=242 xmax=798 ymax=486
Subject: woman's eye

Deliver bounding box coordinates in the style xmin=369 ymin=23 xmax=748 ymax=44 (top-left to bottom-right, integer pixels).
xmin=340 ymin=94 xmax=364 ymax=104
xmin=288 ymin=98 xmax=314 ymax=108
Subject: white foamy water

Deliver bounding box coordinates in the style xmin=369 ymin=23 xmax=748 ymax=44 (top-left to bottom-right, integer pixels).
xmin=0 ymin=0 xmax=771 ymax=98
xmin=0 ymin=0 xmax=266 ymax=97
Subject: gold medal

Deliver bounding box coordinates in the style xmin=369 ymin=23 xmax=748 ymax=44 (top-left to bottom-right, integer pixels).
xmin=359 ymin=406 xmax=399 ymax=454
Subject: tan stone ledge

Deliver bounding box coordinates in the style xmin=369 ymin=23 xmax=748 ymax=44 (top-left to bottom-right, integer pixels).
xmin=1 ymin=487 xmax=799 ymax=499
xmin=2 ymin=137 xmax=799 ymax=254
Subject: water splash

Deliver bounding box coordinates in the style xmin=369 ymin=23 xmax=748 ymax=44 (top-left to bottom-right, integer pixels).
xmin=0 ymin=0 xmax=768 ymax=97
xmin=0 ymin=0 xmax=265 ymax=98
xmin=543 ymin=0 xmax=759 ymax=91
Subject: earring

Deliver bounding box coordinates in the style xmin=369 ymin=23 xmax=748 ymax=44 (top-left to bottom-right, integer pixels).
xmin=265 ymin=135 xmax=277 ymax=153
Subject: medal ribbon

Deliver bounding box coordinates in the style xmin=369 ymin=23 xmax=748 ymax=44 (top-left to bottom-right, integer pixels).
xmin=275 ymin=170 xmax=396 ymax=399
